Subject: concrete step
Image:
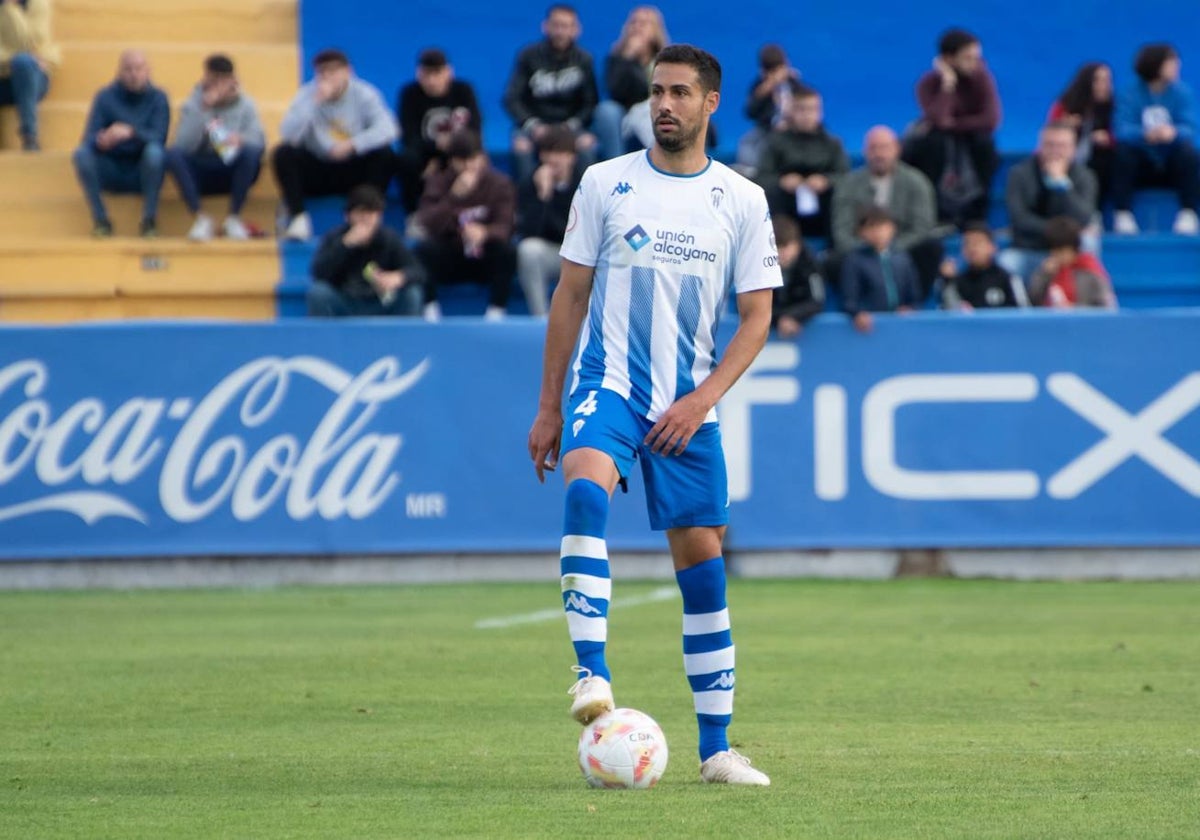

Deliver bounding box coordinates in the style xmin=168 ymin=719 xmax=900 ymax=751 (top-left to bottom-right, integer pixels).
xmin=0 ymin=237 xmax=279 ymax=322
xmin=0 ymin=194 xmax=280 ymax=238
xmin=0 ymin=149 xmax=279 ymax=201
xmin=55 ymin=0 xmax=297 ymax=45
xmin=49 ymin=42 xmax=299 ymax=105
xmin=0 ymin=100 xmax=289 ymax=152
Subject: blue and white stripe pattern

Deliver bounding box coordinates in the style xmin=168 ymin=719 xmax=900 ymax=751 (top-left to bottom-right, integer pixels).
xmin=560 ymin=534 xmax=611 ymax=646
xmin=683 ymin=605 xmax=735 ymax=717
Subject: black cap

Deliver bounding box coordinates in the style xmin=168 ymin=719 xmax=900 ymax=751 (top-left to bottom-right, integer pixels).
xmin=418 ymin=48 xmax=448 ymax=69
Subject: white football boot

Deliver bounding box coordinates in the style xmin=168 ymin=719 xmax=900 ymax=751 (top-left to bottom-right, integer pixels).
xmin=567 ymin=665 xmax=614 ymax=725
xmin=700 ymin=749 xmax=771 ymax=786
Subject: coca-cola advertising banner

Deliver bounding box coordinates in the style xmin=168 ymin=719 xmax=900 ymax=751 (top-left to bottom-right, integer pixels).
xmin=2 ymin=312 xmax=1199 ymax=560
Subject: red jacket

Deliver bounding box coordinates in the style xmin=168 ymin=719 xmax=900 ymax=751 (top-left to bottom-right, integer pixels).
xmin=1044 ymin=252 xmax=1117 ymax=309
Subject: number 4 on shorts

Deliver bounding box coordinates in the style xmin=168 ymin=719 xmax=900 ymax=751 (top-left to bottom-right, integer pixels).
xmin=574 ymin=390 xmax=599 ymax=416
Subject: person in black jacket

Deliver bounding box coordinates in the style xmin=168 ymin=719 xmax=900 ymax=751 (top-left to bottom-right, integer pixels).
xmin=592 ymin=6 xmax=669 ymax=160
xmin=516 ymin=126 xmax=583 ymax=316
xmin=395 ymin=48 xmax=482 ymax=213
xmin=770 ymin=216 xmax=826 ymax=338
xmin=502 ymin=4 xmax=599 ymax=183
xmin=940 ymin=222 xmax=1028 ymax=309
xmin=307 ymin=185 xmax=423 ymax=317
xmin=841 ymin=206 xmax=920 ymax=333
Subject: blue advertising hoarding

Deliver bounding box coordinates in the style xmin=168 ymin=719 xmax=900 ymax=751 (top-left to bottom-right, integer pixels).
xmin=1 ymin=312 xmax=1198 ymax=559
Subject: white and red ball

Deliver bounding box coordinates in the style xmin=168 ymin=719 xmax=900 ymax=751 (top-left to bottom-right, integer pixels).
xmin=578 ymin=708 xmax=669 ymax=789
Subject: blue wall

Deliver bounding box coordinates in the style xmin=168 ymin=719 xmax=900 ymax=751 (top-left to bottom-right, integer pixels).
xmin=300 ymin=0 xmax=1200 ymax=154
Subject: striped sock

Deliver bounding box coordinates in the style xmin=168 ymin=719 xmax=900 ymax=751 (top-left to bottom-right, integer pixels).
xmin=560 ymin=479 xmax=611 ymax=681
xmin=677 ymin=557 xmax=733 ymax=761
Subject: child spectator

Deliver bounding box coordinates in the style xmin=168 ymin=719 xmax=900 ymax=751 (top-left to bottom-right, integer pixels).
xmin=770 ymin=215 xmax=825 ymax=338
xmin=592 ymin=6 xmax=669 ymax=161
xmin=904 ymin=28 xmax=1001 ymax=225
xmin=0 ymin=0 xmax=58 ymax=150
xmin=756 ymin=84 xmax=849 ymax=238
xmin=940 ymin=222 xmax=1028 ymax=309
xmin=1112 ymin=43 xmax=1199 ymax=235
xmin=1029 ymin=216 xmax=1117 ymax=309
xmin=165 ymin=54 xmax=266 ymax=242
xmin=273 ymin=49 xmax=398 ymax=241
xmin=515 ymin=125 xmax=583 ymax=316
xmin=395 ymin=48 xmax=482 ymax=213
xmin=411 ymin=130 xmax=517 ymax=322
xmin=841 ymin=206 xmax=920 ymax=333
xmin=502 ymin=4 xmax=599 ymax=183
xmin=307 ymin=185 xmax=424 ymax=317
xmin=1048 ymin=62 xmax=1115 ymax=203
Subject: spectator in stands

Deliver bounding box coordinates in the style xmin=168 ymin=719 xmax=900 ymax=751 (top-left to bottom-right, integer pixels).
xmin=770 ymin=215 xmax=825 ymax=338
xmin=164 ymin=54 xmax=265 ymax=242
xmin=1029 ymin=216 xmax=1117 ymax=308
xmin=903 ymin=28 xmax=1001 ymax=226
xmin=940 ymin=222 xmax=1028 ymax=309
xmin=411 ymin=130 xmax=517 ymax=322
xmin=841 ymin=206 xmax=920 ymax=333
xmin=1112 ymin=43 xmax=1199 ymax=235
xmin=998 ymin=122 xmax=1098 ymax=283
xmin=395 ymin=48 xmax=482 ymax=214
xmin=516 ymin=125 xmax=582 ymax=316
xmin=273 ymin=48 xmax=397 ymax=242
xmin=503 ymin=4 xmax=599 ymax=183
xmin=0 ymin=0 xmax=58 ymax=151
xmin=735 ymin=44 xmax=804 ymax=177
xmin=591 ymin=5 xmax=669 ymax=161
xmin=72 ymin=50 xmax=169 ymax=238
xmin=756 ymin=84 xmax=849 ymax=238
xmin=831 ymin=125 xmax=943 ymax=298
xmin=307 ymin=185 xmax=423 ymax=317
xmin=1048 ymin=62 xmax=1115 ymax=204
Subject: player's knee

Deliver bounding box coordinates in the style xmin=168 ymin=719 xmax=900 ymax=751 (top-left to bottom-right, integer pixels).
xmin=565 ymin=479 xmax=609 ymax=535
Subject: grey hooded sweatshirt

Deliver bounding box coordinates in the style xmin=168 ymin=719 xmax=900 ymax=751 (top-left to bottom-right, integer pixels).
xmin=279 ymin=76 xmax=398 ymax=159
xmin=173 ymin=84 xmax=266 ymax=155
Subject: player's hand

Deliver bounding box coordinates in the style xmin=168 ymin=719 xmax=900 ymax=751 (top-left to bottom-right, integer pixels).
xmin=644 ymin=392 xmax=711 ymax=456
xmin=528 ymin=408 xmax=563 ymax=483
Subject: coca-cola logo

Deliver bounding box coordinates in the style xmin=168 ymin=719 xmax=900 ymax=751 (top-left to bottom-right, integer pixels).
xmin=0 ymin=355 xmax=430 ymax=526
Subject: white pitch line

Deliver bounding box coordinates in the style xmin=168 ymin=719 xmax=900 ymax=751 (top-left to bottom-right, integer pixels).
xmin=475 ymin=585 xmax=678 ymax=630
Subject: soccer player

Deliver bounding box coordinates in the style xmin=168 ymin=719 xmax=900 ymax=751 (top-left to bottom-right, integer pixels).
xmin=527 ymin=44 xmax=781 ymax=787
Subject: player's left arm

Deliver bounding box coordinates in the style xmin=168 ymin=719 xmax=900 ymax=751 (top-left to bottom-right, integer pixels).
xmin=644 ymin=288 xmax=773 ymax=456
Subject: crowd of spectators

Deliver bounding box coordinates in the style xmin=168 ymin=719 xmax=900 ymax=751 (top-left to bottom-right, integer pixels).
xmin=2 ymin=0 xmax=1198 ymax=324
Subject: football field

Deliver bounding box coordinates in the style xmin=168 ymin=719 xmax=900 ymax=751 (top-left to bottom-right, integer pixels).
xmin=2 ymin=578 xmax=1197 ymax=838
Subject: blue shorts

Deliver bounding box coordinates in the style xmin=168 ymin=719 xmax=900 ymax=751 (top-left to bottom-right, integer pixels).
xmin=561 ymin=387 xmax=729 ymax=531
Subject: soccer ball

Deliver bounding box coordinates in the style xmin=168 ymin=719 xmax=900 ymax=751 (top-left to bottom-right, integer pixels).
xmin=578 ymin=708 xmax=669 ymax=789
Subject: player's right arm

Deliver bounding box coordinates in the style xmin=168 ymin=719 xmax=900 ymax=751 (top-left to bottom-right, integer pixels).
xmin=528 ymin=258 xmax=595 ymax=483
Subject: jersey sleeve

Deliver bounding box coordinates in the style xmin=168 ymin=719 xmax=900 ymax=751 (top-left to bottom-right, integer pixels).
xmin=733 ymin=186 xmax=784 ymax=294
xmin=558 ymin=167 xmax=605 ymax=268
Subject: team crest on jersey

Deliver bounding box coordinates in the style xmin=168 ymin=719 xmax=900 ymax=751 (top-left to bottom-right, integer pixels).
xmin=710 ymin=186 xmax=724 ymax=209
xmin=623 ymin=224 xmax=651 ymax=251
xmin=611 ymin=181 xmax=635 ymax=196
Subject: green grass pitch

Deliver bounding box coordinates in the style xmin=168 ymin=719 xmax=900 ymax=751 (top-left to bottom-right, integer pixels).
xmin=2 ymin=578 xmax=1198 ymax=838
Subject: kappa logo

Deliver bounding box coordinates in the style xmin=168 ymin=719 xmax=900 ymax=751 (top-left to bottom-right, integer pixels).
xmin=623 ymin=224 xmax=651 ymax=251
xmin=572 ymin=419 xmax=585 ymax=436
xmin=706 ymin=672 xmax=736 ymax=690
xmin=564 ymin=592 xmax=602 ymax=615
xmin=611 ymin=181 xmax=635 ymax=196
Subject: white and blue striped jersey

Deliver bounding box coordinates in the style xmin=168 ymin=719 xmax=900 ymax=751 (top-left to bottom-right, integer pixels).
xmin=559 ymin=151 xmax=783 ymax=423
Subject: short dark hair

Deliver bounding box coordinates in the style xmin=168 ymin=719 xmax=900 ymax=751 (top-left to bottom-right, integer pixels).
xmin=654 ymin=44 xmax=722 ymax=93
xmin=545 ymin=3 xmax=577 ymax=19
xmin=313 ymin=48 xmax=349 ymax=69
xmin=1134 ymin=43 xmax=1176 ymax=83
xmin=938 ymin=28 xmax=979 ymax=57
xmin=772 ymin=215 xmax=801 ymax=248
xmin=758 ymin=43 xmax=787 ymax=71
xmin=537 ymin=124 xmax=577 ymax=154
xmin=204 ymin=54 xmax=234 ymax=76
xmin=858 ymin=205 xmax=894 ymax=229
xmin=417 ymin=48 xmax=448 ymax=69
xmin=1044 ymin=215 xmax=1082 ymax=250
xmin=345 ymin=184 xmax=385 ymax=213
xmin=961 ymin=220 xmax=995 ymax=242
xmin=446 ymin=129 xmax=483 ymax=160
